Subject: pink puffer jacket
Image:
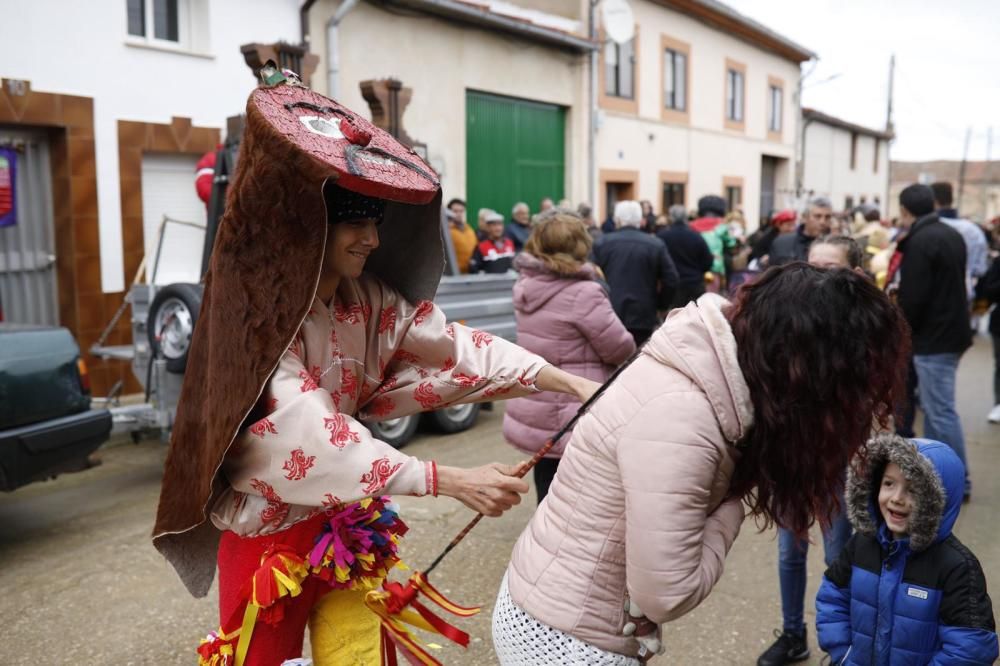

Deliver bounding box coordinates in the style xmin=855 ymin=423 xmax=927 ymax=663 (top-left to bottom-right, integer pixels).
xmin=503 ymin=253 xmax=635 ymax=457
xmin=505 ymin=294 xmax=754 ymax=657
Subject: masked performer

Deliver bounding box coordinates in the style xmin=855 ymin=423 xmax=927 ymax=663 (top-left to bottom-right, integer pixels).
xmin=152 ymin=74 xmax=597 ymax=666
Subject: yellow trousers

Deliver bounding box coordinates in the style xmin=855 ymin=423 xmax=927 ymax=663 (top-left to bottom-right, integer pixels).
xmin=308 ymin=589 xmax=383 ymax=666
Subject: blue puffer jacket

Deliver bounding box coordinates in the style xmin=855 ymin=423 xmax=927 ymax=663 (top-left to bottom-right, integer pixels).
xmin=816 ymin=436 xmax=998 ymax=665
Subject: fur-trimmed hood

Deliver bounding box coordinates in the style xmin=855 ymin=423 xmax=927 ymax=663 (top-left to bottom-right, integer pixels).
xmin=846 ymin=435 xmax=965 ymax=552
xmin=151 ymin=81 xmax=442 ymax=597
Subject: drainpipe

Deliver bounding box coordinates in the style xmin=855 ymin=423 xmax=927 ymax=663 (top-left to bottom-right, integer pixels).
xmin=327 ymin=0 xmax=360 ymax=99
xmin=588 ymin=0 xmax=598 ymax=210
xmin=300 ymin=0 xmax=317 ymax=46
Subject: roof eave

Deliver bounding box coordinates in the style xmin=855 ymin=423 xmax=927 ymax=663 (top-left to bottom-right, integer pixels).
xmin=376 ymin=0 xmax=597 ymax=53
xmin=652 ymin=0 xmax=815 ymax=63
xmin=803 ymin=108 xmax=894 ymax=141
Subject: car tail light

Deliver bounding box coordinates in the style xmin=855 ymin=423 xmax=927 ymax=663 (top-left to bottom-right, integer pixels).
xmin=77 ymin=358 xmax=92 ymax=394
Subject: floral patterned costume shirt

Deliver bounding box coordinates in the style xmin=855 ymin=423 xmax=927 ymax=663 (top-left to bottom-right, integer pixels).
xmin=212 ymin=273 xmax=548 ymax=536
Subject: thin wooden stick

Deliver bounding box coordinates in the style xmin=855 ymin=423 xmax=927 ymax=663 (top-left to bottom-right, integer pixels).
xmin=423 ymin=349 xmax=642 ymax=575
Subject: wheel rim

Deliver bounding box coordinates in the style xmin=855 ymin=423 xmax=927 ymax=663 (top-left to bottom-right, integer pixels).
xmin=441 ymin=404 xmax=475 ymax=422
xmin=375 ymin=416 xmax=414 ymax=439
xmin=154 ymin=297 xmax=194 ymax=360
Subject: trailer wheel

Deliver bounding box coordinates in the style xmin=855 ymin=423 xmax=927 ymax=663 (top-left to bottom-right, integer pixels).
xmin=366 ymin=415 xmax=420 ymax=448
xmin=426 ymin=403 xmax=481 ymax=434
xmin=147 ymin=283 xmax=202 ymax=374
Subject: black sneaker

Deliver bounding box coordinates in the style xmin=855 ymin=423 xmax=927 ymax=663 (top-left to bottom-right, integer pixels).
xmin=757 ymin=628 xmax=810 ymax=665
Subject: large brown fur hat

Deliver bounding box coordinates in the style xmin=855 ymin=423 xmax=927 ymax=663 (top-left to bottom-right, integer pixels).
xmin=152 ymin=79 xmax=442 ymax=596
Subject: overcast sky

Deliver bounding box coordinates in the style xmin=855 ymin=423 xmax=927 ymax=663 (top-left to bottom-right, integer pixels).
xmin=722 ymin=0 xmax=999 ymax=162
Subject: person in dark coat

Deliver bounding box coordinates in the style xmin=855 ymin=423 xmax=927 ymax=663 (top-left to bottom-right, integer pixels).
xmin=749 ymin=209 xmax=797 ymax=263
xmin=816 ymin=434 xmax=997 ymax=665
xmin=769 ymin=197 xmax=833 ymax=266
xmin=893 ymin=183 xmax=972 ymax=498
xmin=657 ymin=204 xmax=713 ymax=308
xmin=975 ymin=254 xmax=1000 ymax=423
xmin=505 ymin=202 xmax=532 ymax=252
xmin=592 ymin=200 xmax=678 ymax=346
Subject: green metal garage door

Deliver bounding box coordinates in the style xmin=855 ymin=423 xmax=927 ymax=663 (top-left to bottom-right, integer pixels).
xmin=466 ymin=91 xmax=565 ymax=228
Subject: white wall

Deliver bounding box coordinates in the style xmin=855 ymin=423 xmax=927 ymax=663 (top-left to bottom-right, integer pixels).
xmin=0 ymin=0 xmax=302 ymax=292
xmin=596 ymin=0 xmax=801 ymax=229
xmin=308 ymin=0 xmax=589 ymax=209
xmin=803 ymin=121 xmax=889 ymax=213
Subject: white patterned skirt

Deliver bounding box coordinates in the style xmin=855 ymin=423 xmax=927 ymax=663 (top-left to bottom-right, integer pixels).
xmin=492 ymin=573 xmax=641 ymax=666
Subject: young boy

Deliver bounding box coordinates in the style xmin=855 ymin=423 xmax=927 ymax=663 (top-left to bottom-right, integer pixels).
xmin=816 ymin=434 xmax=997 ymax=665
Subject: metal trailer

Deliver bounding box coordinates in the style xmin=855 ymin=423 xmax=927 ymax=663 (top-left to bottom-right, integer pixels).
xmin=90 ymin=136 xmax=517 ymax=448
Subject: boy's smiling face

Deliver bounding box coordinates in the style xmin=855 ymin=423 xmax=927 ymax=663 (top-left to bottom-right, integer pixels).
xmin=879 ymin=462 xmax=915 ymax=539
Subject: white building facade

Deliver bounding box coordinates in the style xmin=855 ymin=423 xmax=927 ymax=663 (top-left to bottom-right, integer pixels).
xmin=800 ymin=107 xmax=892 ymax=215
xmin=594 ymin=0 xmax=811 ymax=230
xmin=0 ymin=0 xmax=304 ymax=392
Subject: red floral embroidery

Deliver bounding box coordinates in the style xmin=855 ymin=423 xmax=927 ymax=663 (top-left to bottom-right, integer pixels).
xmin=329 ymin=328 xmax=342 ymax=359
xmin=471 ymin=329 xmax=494 ymax=348
xmin=484 ymin=385 xmax=512 ymax=398
xmin=249 ymin=478 xmax=289 ymax=526
xmin=266 ymin=397 xmax=279 ymax=412
xmin=445 ymin=324 xmax=456 ymax=340
xmin=360 ymin=457 xmax=403 ymax=494
xmin=367 ymin=395 xmax=396 ymax=418
xmin=324 ymin=413 xmax=362 ymax=448
xmin=378 ymin=306 xmax=398 ymax=334
xmin=375 ymin=375 xmax=399 ymax=396
xmin=334 ymin=302 xmax=365 ymax=325
xmin=413 ymin=300 xmax=434 ymax=326
xmin=299 ymin=366 xmax=321 ymax=392
xmin=330 ymin=390 xmax=342 ymax=410
xmin=282 ymin=448 xmax=316 ymax=481
xmin=517 ymin=370 xmax=533 ymax=388
xmin=361 ymin=302 xmax=373 ymax=324
xmin=440 ymin=357 xmax=456 ymax=372
xmin=340 ymin=366 xmax=359 ymax=398
xmin=249 ymin=417 xmax=278 ymax=438
xmin=451 ymin=372 xmax=485 ymax=388
xmin=414 ymin=381 xmax=443 ymax=410
xmin=322 ymin=493 xmax=343 ymax=514
xmin=393 ymin=349 xmax=421 ymax=366
xmin=358 ymin=382 xmax=374 ymax=405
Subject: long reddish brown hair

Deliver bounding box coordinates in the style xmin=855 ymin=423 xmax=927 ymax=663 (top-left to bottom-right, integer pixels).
xmin=726 ymin=263 xmax=910 ymax=536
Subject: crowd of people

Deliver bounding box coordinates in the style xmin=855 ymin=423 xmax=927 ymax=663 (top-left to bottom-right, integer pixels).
xmin=161 ymin=84 xmax=996 ymax=666
xmin=446 ymin=184 xmax=999 ymax=665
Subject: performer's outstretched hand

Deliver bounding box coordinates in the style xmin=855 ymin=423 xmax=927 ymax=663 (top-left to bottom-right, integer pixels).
xmin=535 ymin=365 xmax=602 ymax=403
xmin=437 ymin=463 xmax=530 ymax=517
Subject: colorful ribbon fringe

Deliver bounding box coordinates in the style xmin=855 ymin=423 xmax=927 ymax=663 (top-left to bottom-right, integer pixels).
xmin=365 ymin=571 xmax=480 ymax=666
xmin=201 ymin=497 xmax=476 ymax=666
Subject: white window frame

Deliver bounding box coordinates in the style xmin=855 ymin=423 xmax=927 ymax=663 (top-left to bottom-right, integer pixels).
xmin=727 ymin=69 xmax=744 ymax=122
xmin=768 ymin=85 xmax=782 ymax=132
xmin=126 ymin=0 xmax=193 ymax=52
xmin=663 ymin=49 xmax=686 ymax=111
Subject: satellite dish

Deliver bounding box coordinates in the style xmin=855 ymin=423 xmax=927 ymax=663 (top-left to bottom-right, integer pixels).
xmin=601 ymin=0 xmax=635 ymax=44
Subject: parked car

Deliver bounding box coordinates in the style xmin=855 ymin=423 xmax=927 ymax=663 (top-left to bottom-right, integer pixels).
xmin=0 ymin=324 xmax=112 ymax=491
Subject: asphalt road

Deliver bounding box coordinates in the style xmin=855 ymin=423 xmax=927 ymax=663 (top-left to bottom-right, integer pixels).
xmin=1 ymin=338 xmax=997 ymax=665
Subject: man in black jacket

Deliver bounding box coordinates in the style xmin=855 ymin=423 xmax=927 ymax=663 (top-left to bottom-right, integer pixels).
xmin=657 ymin=204 xmax=713 ymax=308
xmin=769 ymin=196 xmax=833 ymax=266
xmin=894 ymin=184 xmax=972 ymax=497
xmin=593 ymin=200 xmax=678 ymax=346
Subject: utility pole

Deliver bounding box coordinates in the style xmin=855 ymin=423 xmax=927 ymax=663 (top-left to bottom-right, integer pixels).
xmin=958 ymin=126 xmax=972 ymax=209
xmin=983 ymin=127 xmax=993 ymax=219
xmin=884 ymin=54 xmax=894 ymax=218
